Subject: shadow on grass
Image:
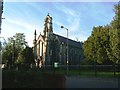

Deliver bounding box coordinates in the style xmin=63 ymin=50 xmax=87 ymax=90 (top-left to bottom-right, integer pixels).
xmin=2 ymin=69 xmax=66 ymax=88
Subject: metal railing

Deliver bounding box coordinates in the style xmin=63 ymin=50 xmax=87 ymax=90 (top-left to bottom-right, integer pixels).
xmin=34 ymin=64 xmax=119 ymax=76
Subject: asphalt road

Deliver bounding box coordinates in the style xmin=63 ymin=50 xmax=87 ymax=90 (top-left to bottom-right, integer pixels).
xmin=65 ymin=75 xmax=119 ymax=88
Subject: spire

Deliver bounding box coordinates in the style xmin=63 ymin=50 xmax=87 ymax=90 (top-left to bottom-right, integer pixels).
xmin=34 ymin=29 xmax=37 ymax=43
xmin=34 ymin=29 xmax=37 ymax=35
xmin=46 ymin=13 xmax=52 ymax=19
xmin=47 ymin=13 xmax=49 ymax=16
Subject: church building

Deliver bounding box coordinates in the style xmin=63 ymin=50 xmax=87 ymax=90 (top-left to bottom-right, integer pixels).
xmin=33 ymin=14 xmax=83 ymax=68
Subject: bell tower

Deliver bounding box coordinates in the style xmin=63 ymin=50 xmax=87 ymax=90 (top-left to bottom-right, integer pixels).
xmin=43 ymin=13 xmax=53 ymax=38
xmin=43 ymin=13 xmax=53 ymax=65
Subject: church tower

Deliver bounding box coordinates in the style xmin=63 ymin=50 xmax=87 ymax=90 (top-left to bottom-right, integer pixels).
xmin=43 ymin=14 xmax=53 ymax=65
xmin=43 ymin=13 xmax=53 ymax=38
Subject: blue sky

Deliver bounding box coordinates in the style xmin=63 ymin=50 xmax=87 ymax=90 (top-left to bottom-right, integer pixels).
xmin=1 ymin=1 xmax=118 ymax=47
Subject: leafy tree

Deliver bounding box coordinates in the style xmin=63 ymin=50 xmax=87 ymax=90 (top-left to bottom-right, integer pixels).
xmin=15 ymin=47 xmax=34 ymax=69
xmin=83 ymin=26 xmax=113 ymax=65
xmin=110 ymin=2 xmax=120 ymax=64
xmin=107 ymin=29 xmax=120 ymax=64
xmin=2 ymin=44 xmax=13 ymax=64
xmin=8 ymin=33 xmax=28 ymax=51
xmin=2 ymin=33 xmax=29 ymax=68
xmin=111 ymin=1 xmax=120 ymax=30
xmin=83 ymin=1 xmax=120 ymax=65
xmin=21 ymin=47 xmax=34 ymax=65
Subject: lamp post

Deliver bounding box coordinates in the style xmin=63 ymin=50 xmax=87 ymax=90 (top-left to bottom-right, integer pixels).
xmin=61 ymin=26 xmax=69 ymax=74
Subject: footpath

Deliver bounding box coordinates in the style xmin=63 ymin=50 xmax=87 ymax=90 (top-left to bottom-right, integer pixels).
xmin=65 ymin=75 xmax=119 ymax=88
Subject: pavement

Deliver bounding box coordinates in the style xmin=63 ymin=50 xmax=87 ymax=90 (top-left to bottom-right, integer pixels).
xmin=0 ymin=68 xmax=2 ymax=89
xmin=65 ymin=75 xmax=120 ymax=88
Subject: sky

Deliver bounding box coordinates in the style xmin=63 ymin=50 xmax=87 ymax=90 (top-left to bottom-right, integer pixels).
xmin=0 ymin=0 xmax=119 ymax=47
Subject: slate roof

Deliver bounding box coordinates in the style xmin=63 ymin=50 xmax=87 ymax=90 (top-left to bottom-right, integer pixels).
xmin=53 ymin=33 xmax=82 ymax=48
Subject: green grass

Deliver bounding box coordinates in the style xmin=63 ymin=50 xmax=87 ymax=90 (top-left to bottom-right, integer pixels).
xmin=39 ymin=69 xmax=119 ymax=77
xmin=2 ymin=68 xmax=119 ymax=88
xmin=97 ymin=71 xmax=119 ymax=77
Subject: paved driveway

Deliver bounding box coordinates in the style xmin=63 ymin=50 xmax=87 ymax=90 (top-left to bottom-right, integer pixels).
xmin=65 ymin=75 xmax=119 ymax=88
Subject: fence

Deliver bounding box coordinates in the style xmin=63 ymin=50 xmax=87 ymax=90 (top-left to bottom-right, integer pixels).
xmin=39 ymin=65 xmax=120 ymax=77
xmin=2 ymin=64 xmax=120 ymax=77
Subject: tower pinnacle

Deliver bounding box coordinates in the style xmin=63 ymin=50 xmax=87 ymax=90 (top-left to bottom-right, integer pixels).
xmin=33 ymin=29 xmax=37 ymax=45
xmin=47 ymin=13 xmax=49 ymax=16
xmin=34 ymin=29 xmax=37 ymax=35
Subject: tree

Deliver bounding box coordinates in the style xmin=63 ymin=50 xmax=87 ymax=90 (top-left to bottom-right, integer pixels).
xmin=8 ymin=33 xmax=28 ymax=51
xmin=2 ymin=44 xmax=13 ymax=64
xmin=2 ymin=33 xmax=28 ymax=68
xmin=83 ymin=36 xmax=94 ymax=64
xmin=110 ymin=2 xmax=120 ymax=64
xmin=83 ymin=2 xmax=120 ymax=65
xmin=83 ymin=25 xmax=113 ymax=65
xmin=21 ymin=47 xmax=34 ymax=65
xmin=111 ymin=1 xmax=120 ymax=30
xmin=15 ymin=47 xmax=34 ymax=69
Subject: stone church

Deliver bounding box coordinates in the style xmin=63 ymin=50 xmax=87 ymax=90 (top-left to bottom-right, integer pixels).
xmin=33 ymin=14 xmax=83 ymax=68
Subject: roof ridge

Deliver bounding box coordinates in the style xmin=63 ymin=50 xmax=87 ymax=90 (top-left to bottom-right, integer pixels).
xmin=53 ymin=33 xmax=81 ymax=43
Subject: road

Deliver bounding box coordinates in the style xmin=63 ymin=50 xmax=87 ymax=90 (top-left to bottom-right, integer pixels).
xmin=65 ymin=75 xmax=119 ymax=88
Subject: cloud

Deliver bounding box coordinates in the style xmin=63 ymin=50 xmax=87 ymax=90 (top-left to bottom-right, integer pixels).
xmin=62 ymin=6 xmax=76 ymax=17
xmin=6 ymin=19 xmax=35 ymax=30
xmin=68 ymin=18 xmax=80 ymax=32
xmin=53 ymin=3 xmax=77 ymax=17
xmin=69 ymin=33 xmax=88 ymax=42
xmin=1 ymin=18 xmax=38 ymax=47
xmin=53 ymin=3 xmax=87 ymax=42
xmin=53 ymin=13 xmax=85 ymax=42
xmin=2 ymin=2 xmax=116 ymax=47
xmin=53 ymin=3 xmax=81 ymax=30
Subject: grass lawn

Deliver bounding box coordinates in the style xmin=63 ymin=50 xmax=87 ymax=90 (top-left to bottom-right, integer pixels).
xmin=39 ymin=68 xmax=120 ymax=77
xmin=2 ymin=68 xmax=119 ymax=88
xmin=2 ymin=69 xmax=65 ymax=88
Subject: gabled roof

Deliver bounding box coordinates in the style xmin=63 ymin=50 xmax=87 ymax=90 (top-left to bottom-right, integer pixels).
xmin=53 ymin=33 xmax=82 ymax=48
xmin=37 ymin=34 xmax=45 ymax=43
